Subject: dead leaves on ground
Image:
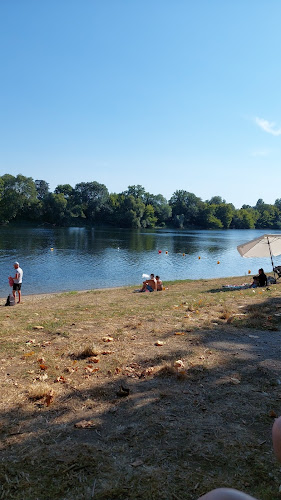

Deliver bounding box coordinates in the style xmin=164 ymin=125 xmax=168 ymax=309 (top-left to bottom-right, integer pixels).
xmin=74 ymin=420 xmax=96 ymax=429
xmin=84 ymin=365 xmax=99 ymax=374
xmin=28 ymin=384 xmax=55 ymax=406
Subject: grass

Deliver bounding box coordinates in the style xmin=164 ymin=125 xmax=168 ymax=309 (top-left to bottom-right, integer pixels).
xmin=1 ymin=276 xmax=281 ymax=499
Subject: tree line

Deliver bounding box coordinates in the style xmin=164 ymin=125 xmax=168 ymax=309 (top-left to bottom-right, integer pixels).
xmin=0 ymin=173 xmax=281 ymax=229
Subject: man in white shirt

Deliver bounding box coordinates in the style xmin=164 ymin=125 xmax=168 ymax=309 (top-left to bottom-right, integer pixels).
xmin=12 ymin=261 xmax=23 ymax=304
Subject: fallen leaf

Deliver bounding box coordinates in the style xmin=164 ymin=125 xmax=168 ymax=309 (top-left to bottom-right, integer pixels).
xmin=101 ymin=351 xmax=112 ymax=355
xmin=140 ymin=367 xmax=155 ymax=377
xmin=227 ymin=316 xmax=234 ymax=324
xmin=39 ymin=364 xmax=48 ymax=370
xmin=54 ymin=375 xmax=67 ymax=383
xmin=174 ymin=360 xmax=185 ymax=369
xmin=22 ymin=351 xmax=35 ymax=358
xmin=88 ymin=357 xmax=100 ymax=363
xmin=45 ymin=390 xmax=54 ymax=407
xmin=74 ymin=420 xmax=96 ymax=428
xmin=64 ymin=367 xmax=75 ymax=373
xmin=36 ymin=373 xmax=48 ymax=382
xmin=230 ymin=377 xmax=240 ymax=384
xmin=102 ymin=336 xmax=114 ymax=342
xmin=174 ymin=332 xmax=185 ymax=336
xmin=84 ymin=366 xmax=99 ymax=373
xmin=269 ymin=410 xmax=277 ymax=418
xmin=131 ymin=459 xmax=144 ymax=467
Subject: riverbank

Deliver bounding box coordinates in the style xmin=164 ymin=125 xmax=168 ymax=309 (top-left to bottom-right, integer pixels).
xmin=1 ymin=276 xmax=281 ymax=499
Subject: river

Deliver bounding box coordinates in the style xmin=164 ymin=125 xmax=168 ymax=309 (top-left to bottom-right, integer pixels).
xmin=0 ymin=225 xmax=280 ymax=297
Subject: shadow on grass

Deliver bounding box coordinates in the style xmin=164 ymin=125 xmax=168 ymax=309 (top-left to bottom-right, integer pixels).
xmin=1 ymin=320 xmax=281 ymax=499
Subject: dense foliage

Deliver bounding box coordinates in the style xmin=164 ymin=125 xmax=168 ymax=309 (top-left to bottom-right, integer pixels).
xmin=1 ymin=174 xmax=281 ymax=229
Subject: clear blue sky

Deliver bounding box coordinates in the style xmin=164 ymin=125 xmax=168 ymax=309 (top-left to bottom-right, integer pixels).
xmin=1 ymin=0 xmax=281 ymax=208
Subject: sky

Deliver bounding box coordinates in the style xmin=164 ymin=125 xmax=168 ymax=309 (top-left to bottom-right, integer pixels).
xmin=1 ymin=0 xmax=281 ymax=209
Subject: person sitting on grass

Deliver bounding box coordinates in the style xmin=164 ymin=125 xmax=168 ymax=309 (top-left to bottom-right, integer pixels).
xmin=139 ymin=273 xmax=157 ymax=292
xmin=156 ymin=275 xmax=163 ymax=291
xmin=251 ymin=268 xmax=267 ymax=288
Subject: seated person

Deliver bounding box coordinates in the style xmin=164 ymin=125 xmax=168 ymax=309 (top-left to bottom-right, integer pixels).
xmin=155 ymin=275 xmax=163 ymax=291
xmin=140 ymin=273 xmax=157 ymax=292
xmin=251 ymin=268 xmax=267 ymax=287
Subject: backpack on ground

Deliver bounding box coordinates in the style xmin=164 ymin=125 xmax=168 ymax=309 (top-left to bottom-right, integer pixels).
xmin=5 ymin=294 xmax=15 ymax=306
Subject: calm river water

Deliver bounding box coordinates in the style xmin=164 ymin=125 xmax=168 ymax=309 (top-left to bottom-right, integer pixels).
xmin=0 ymin=225 xmax=281 ymax=297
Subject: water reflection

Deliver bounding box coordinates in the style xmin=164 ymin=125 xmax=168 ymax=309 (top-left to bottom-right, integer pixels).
xmin=0 ymin=226 xmax=281 ymax=296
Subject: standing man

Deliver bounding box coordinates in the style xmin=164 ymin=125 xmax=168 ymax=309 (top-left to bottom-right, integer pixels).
xmin=12 ymin=261 xmax=23 ymax=304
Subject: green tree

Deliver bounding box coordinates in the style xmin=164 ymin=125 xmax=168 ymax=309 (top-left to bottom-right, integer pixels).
xmin=256 ymin=205 xmax=279 ymax=228
xmin=43 ymin=193 xmax=68 ymax=224
xmin=169 ymin=190 xmax=202 ymax=227
xmin=206 ymin=196 xmax=226 ymax=205
xmin=232 ymin=208 xmax=257 ymax=229
xmin=214 ymin=203 xmax=234 ymax=229
xmin=35 ymin=180 xmax=49 ymax=200
xmin=143 ymin=204 xmax=157 ymax=228
xmin=0 ymin=174 xmax=38 ymax=223
xmin=74 ymin=181 xmax=109 ymax=222
xmin=124 ymin=185 xmax=146 ymax=200
xmin=145 ymin=194 xmax=171 ymax=226
xmin=197 ymin=204 xmax=223 ymax=229
xmin=55 ymin=184 xmax=74 ymax=199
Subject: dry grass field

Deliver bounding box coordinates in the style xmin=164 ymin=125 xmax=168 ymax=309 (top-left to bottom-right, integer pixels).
xmin=1 ymin=276 xmax=281 ymax=499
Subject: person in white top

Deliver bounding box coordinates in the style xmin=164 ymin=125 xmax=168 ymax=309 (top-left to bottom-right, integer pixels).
xmin=12 ymin=261 xmax=23 ymax=304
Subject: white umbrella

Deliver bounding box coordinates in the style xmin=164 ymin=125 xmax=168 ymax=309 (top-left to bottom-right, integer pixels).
xmin=237 ymin=233 xmax=281 ymax=275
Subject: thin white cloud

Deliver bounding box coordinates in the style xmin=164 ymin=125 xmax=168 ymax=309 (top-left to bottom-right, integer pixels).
xmin=255 ymin=117 xmax=281 ymax=136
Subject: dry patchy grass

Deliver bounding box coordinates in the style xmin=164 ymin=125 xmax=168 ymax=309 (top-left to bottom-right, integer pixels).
xmin=1 ymin=277 xmax=281 ymax=499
